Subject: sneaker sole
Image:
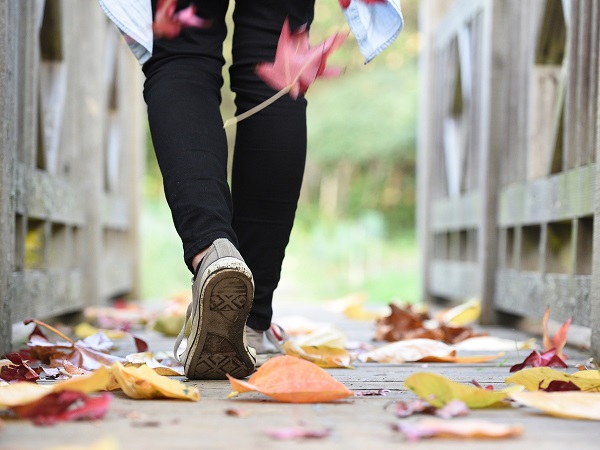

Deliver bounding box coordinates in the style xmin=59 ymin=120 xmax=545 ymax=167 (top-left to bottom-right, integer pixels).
xmin=183 ymin=258 xmax=256 ymax=380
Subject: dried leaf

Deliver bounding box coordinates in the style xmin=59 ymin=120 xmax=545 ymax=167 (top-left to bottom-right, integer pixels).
xmin=227 ymin=355 xmax=353 ymax=403
xmin=125 ymin=352 xmax=184 ymax=376
xmin=405 ymin=372 xmax=517 ymax=408
xmin=540 ymin=380 xmax=581 ymax=392
xmin=111 ymin=362 xmax=199 ymax=401
xmin=10 ymin=391 xmax=111 ymax=426
xmin=394 ymin=418 xmax=523 ymax=441
xmin=542 ymin=307 xmax=571 ymax=359
xmin=0 ymin=353 xmax=39 ymax=383
xmin=359 ymin=339 xmax=455 ymax=363
xmin=509 ymin=348 xmax=567 ymax=372
xmin=436 ymin=299 xmax=481 ymax=326
xmin=510 ymin=391 xmax=600 ymax=420
xmin=375 ymin=303 xmax=487 ymax=344
xmin=265 ymin=426 xmax=331 ymax=440
xmin=420 ymin=353 xmax=505 ymax=364
xmin=453 ymin=336 xmax=536 ymax=352
xmin=293 ymin=326 xmax=346 ymax=348
xmin=283 ymin=341 xmax=353 ymax=368
xmin=505 ymin=367 xmax=600 ymax=392
xmin=395 ymin=399 xmax=469 ymax=419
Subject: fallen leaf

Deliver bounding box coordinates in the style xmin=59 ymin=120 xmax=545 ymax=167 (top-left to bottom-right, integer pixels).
xmin=227 ymin=355 xmax=353 ymax=403
xmin=10 ymin=391 xmax=111 ymax=426
xmin=542 ymin=306 xmax=571 ymax=359
xmin=505 ymin=367 xmax=600 ymax=392
xmin=125 ymin=352 xmax=184 ymax=376
xmin=73 ymin=322 xmax=127 ymax=340
xmin=436 ymin=299 xmax=481 ymax=326
xmin=421 ymin=353 xmax=505 ymax=364
xmin=265 ymin=426 xmax=331 ymax=440
xmin=405 ymin=372 xmax=516 ymax=408
xmin=540 ymin=380 xmax=580 ymax=392
xmin=453 ymin=336 xmax=536 ymax=352
xmin=510 ymin=391 xmax=600 ymax=420
xmin=0 ymin=353 xmax=39 ymax=383
xmin=283 ymin=341 xmax=353 ymax=368
xmin=359 ymin=339 xmax=455 ymax=363
xmin=293 ymin=326 xmax=346 ymax=348
xmin=394 ymin=418 xmax=523 ymax=441
xmin=355 ymin=389 xmax=390 ymax=396
xmin=395 ymin=399 xmax=469 ymax=419
xmin=111 ymin=362 xmax=199 ymax=401
xmin=509 ymin=348 xmax=567 ymax=372
xmin=375 ymin=303 xmax=487 ymax=344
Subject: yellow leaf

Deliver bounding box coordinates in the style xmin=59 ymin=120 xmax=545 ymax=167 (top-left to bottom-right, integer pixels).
xmin=0 ymin=383 xmax=52 ymax=409
xmin=125 ymin=352 xmax=184 ymax=376
xmin=283 ymin=341 xmax=353 ymax=368
xmin=506 ymin=367 xmax=600 ymax=392
xmin=510 ymin=391 xmax=600 ymax=420
xmin=293 ymin=326 xmax=346 ymax=348
xmin=52 ymin=366 xmax=112 ymax=393
xmin=110 ymin=362 xmax=199 ymax=401
xmin=405 ymin=372 xmax=514 ymax=408
xmin=437 ymin=298 xmax=481 ymax=326
xmin=227 ymin=355 xmax=353 ymax=403
xmin=74 ymin=322 xmax=127 ymax=340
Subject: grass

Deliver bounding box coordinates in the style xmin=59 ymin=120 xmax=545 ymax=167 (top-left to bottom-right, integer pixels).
xmin=139 ymin=197 xmax=421 ymax=306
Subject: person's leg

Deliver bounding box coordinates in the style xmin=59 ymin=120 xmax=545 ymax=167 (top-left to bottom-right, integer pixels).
xmin=143 ymin=0 xmax=233 ymax=273
xmin=229 ymin=0 xmax=316 ymax=331
xmin=143 ymin=0 xmax=256 ymax=379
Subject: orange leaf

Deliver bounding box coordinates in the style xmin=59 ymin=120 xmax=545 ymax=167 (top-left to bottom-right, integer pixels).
xmin=421 ymin=352 xmax=505 ymax=363
xmin=542 ymin=307 xmax=571 ymax=359
xmin=227 ymin=355 xmax=353 ymax=403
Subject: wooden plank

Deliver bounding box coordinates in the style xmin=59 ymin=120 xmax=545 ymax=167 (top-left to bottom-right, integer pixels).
xmin=495 ymin=269 xmax=591 ymax=327
xmin=0 ymin=0 xmax=18 ymax=354
xmin=11 ymin=268 xmax=83 ymax=322
xmin=591 ymin=0 xmax=600 ymax=364
xmin=562 ymin=0 xmax=579 ymax=170
xmin=429 ymin=260 xmax=480 ymax=300
xmin=499 ymin=164 xmax=595 ymax=226
xmin=14 ymin=163 xmax=86 ymax=224
xmin=434 ymin=0 xmax=486 ymax=49
xmin=431 ymin=192 xmax=480 ymax=232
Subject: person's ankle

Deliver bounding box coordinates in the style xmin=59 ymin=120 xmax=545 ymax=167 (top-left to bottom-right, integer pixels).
xmin=192 ymin=246 xmax=210 ymax=273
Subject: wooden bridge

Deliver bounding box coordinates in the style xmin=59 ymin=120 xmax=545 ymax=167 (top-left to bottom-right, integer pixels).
xmin=1 ymin=0 xmax=599 ymax=361
xmin=418 ymin=0 xmax=600 ymax=359
xmin=0 ymin=0 xmax=144 ymax=353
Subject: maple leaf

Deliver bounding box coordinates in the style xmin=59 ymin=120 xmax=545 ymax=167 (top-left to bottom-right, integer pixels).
xmin=257 ymin=19 xmax=347 ymax=99
xmin=10 ymin=391 xmax=111 ymax=426
xmin=338 ymin=0 xmax=387 ymax=10
xmin=0 ymin=353 xmax=39 ymax=383
xmin=509 ymin=348 xmax=567 ymax=373
xmin=227 ymin=355 xmax=353 ymax=403
xmin=224 ymin=19 xmax=347 ymax=127
xmin=542 ymin=306 xmax=571 ymax=359
xmin=153 ymin=0 xmax=212 ymax=39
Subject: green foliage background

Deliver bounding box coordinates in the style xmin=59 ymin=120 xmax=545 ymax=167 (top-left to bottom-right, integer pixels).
xmin=142 ymin=0 xmax=420 ymax=304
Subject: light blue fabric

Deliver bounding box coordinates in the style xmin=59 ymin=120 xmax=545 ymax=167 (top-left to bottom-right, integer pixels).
xmin=98 ymin=0 xmax=403 ymax=65
xmin=344 ymin=0 xmax=404 ymax=63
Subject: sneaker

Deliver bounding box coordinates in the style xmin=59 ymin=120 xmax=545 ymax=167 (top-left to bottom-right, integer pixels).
xmin=245 ymin=324 xmax=287 ymax=367
xmin=174 ymin=238 xmax=256 ymax=379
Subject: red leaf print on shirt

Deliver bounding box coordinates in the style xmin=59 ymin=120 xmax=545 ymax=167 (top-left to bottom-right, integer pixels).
xmin=338 ymin=0 xmax=387 ymax=10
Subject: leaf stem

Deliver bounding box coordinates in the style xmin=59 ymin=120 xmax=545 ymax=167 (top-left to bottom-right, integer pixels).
xmin=223 ymin=85 xmax=291 ymax=128
xmin=25 ymin=319 xmax=75 ymax=345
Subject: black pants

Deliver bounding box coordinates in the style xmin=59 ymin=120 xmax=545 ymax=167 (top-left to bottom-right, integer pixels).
xmin=142 ymin=0 xmax=315 ymax=330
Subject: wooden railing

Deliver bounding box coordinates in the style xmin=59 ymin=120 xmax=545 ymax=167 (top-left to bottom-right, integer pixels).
xmin=0 ymin=0 xmax=144 ymax=353
xmin=418 ymin=0 xmax=600 ymax=358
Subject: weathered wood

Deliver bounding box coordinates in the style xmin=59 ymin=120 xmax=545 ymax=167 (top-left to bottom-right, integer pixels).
xmin=0 ymin=0 xmax=143 ymax=351
xmin=0 ymin=0 xmax=18 ymax=354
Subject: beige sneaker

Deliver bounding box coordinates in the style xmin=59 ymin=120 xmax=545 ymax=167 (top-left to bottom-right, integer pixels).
xmin=245 ymin=324 xmax=287 ymax=367
xmin=174 ymin=238 xmax=256 ymax=379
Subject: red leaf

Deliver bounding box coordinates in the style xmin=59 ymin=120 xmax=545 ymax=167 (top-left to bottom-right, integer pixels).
xmin=133 ymin=335 xmax=149 ymax=353
xmin=0 ymin=353 xmax=39 ymax=383
xmin=539 ymin=380 xmax=581 ymax=392
xmin=10 ymin=391 xmax=111 ymax=426
xmin=509 ymin=348 xmax=568 ymax=372
xmin=153 ymin=0 xmax=211 ymax=39
xmin=542 ymin=307 xmax=571 ymax=359
xmin=256 ymin=19 xmax=348 ymax=99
